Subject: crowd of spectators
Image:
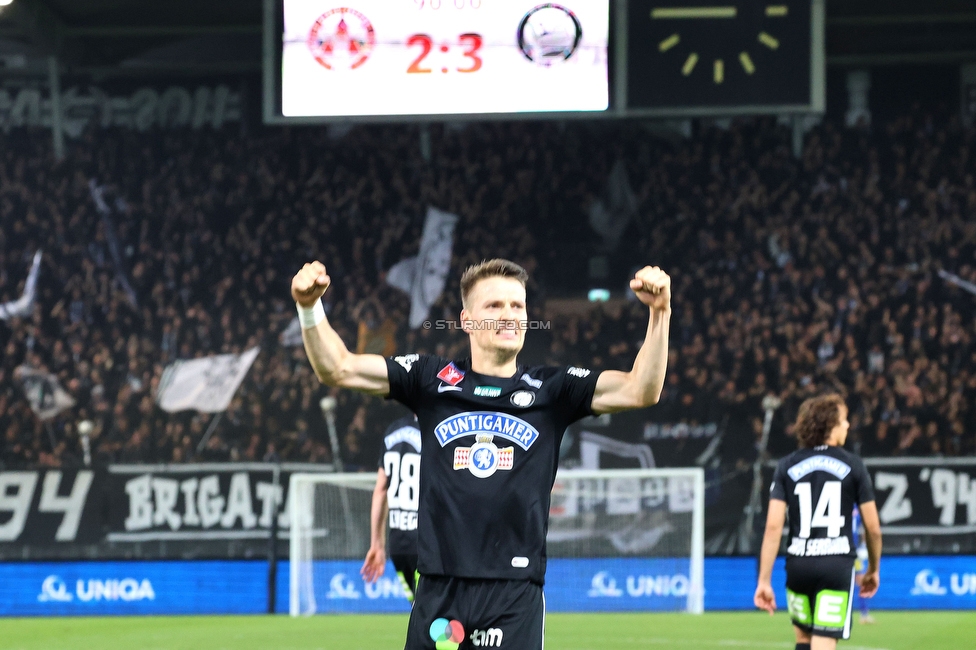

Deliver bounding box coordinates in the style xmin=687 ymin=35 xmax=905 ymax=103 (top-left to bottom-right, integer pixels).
xmin=1 ymin=108 xmax=975 ymax=471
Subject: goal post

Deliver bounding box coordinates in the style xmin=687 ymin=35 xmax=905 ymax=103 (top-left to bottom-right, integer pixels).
xmin=549 ymin=468 xmax=705 ymax=614
xmin=289 ymin=467 xmax=705 ymax=616
xmin=289 ymin=472 xmax=377 ymax=616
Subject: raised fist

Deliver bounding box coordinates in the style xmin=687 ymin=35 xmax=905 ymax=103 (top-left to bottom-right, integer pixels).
xmin=629 ymin=266 xmax=671 ymax=311
xmin=292 ymin=261 xmax=331 ymax=307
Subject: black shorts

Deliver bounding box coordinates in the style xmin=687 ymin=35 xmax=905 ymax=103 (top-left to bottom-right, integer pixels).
xmin=404 ymin=575 xmax=544 ymax=650
xmin=785 ymin=556 xmax=856 ymax=640
xmin=392 ymin=554 xmax=419 ymax=603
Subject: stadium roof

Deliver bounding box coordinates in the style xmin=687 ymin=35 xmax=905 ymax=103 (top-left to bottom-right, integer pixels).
xmin=0 ymin=0 xmax=974 ymax=76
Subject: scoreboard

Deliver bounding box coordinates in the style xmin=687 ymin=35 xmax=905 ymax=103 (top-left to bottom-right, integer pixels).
xmin=262 ymin=0 xmax=823 ymax=122
xmin=274 ymin=0 xmax=608 ymax=119
xmin=625 ymin=0 xmax=824 ymax=115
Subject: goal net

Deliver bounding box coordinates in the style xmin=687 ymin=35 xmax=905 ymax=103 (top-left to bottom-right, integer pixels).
xmin=289 ymin=467 xmax=704 ymax=616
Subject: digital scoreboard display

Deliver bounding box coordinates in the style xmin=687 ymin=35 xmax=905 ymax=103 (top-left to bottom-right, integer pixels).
xmin=279 ymin=0 xmax=610 ymax=118
xmin=625 ymin=0 xmax=823 ymax=114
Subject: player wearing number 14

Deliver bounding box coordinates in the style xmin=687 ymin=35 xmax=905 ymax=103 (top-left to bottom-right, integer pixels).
xmin=755 ymin=394 xmax=882 ymax=650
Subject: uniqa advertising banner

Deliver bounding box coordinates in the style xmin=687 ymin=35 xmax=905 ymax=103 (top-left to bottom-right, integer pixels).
xmin=2 ymin=556 xmax=974 ymax=616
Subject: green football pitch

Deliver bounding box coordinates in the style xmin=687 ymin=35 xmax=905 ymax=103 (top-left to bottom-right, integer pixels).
xmin=3 ymin=612 xmax=973 ymax=649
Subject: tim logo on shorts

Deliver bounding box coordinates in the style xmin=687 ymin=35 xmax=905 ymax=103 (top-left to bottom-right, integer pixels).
xmin=470 ymin=628 xmax=504 ymax=647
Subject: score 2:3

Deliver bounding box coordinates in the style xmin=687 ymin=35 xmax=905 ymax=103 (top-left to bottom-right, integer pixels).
xmin=407 ymin=34 xmax=483 ymax=73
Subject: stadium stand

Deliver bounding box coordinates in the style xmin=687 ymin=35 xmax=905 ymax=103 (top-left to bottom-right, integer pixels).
xmin=2 ymin=110 xmax=975 ymax=473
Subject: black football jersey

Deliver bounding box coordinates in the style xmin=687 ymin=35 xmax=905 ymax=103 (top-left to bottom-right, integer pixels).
xmin=378 ymin=414 xmax=422 ymax=557
xmin=385 ymin=354 xmax=600 ymax=584
xmin=770 ymin=445 xmax=875 ymax=558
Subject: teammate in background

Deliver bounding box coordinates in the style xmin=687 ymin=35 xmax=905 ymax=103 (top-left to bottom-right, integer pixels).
xmin=754 ymin=394 xmax=883 ymax=650
xmin=851 ymin=504 xmax=875 ymax=624
xmin=293 ymin=258 xmax=670 ymax=650
xmin=361 ymin=413 xmax=422 ymax=603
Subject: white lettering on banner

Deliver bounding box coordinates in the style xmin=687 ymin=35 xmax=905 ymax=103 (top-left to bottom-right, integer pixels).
xmin=220 ymin=473 xmax=257 ymax=529
xmin=122 ymin=472 xmax=290 ymax=535
xmin=589 ymin=571 xmax=689 ymax=598
xmin=38 ymin=575 xmax=155 ymax=603
xmin=37 ymin=576 xmax=73 ymax=602
xmin=643 ymin=422 xmax=718 ymax=440
xmin=911 ymin=570 xmax=948 ymax=595
xmin=363 ymin=577 xmax=409 ymax=599
xmin=921 ymin=469 xmax=976 ymax=526
xmin=326 ymin=573 xmax=361 ymax=599
xmin=124 ymin=475 xmax=153 ymax=530
xmin=255 ymin=482 xmax=283 ymax=528
xmin=197 ymin=476 xmax=224 ymax=528
xmin=0 ymin=85 xmax=240 ymax=136
xmin=875 ymin=472 xmax=913 ymax=524
xmin=151 ymin=478 xmax=181 ymax=530
xmin=625 ymin=574 xmax=689 ymax=598
xmin=587 ymin=571 xmax=623 ymax=597
xmin=75 ymin=578 xmax=156 ymax=602
xmin=950 ymin=573 xmax=976 ymax=595
xmin=37 ymin=471 xmax=94 ymax=541
xmin=180 ymin=478 xmax=201 ymax=526
xmin=0 ymin=472 xmax=39 ymax=541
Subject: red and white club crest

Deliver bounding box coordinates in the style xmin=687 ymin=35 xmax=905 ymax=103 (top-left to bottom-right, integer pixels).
xmin=307 ymin=7 xmax=375 ymax=71
xmin=437 ymin=363 xmax=465 ymax=386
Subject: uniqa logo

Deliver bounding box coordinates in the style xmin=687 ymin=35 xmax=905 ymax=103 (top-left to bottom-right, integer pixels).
xmin=949 ymin=573 xmax=976 ymax=595
xmin=625 ymin=574 xmax=689 ymax=597
xmin=38 ymin=575 xmax=156 ymax=602
xmin=326 ymin=573 xmax=361 ymax=599
xmin=587 ymin=571 xmax=623 ymax=597
xmin=911 ymin=570 xmax=947 ymax=595
xmin=37 ymin=576 xmax=73 ymax=602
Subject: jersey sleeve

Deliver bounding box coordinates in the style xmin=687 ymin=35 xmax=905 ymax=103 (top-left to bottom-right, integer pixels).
xmin=554 ymin=366 xmax=602 ymax=424
xmin=384 ymin=353 xmax=428 ymax=411
xmin=769 ymin=460 xmax=788 ymax=501
xmin=853 ymin=457 xmax=876 ymax=504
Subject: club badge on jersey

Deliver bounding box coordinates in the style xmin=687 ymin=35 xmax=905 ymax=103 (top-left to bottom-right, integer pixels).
xmin=453 ymin=434 xmax=514 ymax=478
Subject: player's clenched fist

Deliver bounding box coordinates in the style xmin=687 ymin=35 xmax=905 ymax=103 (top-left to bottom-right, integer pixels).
xmin=629 ymin=266 xmax=671 ymax=311
xmin=292 ymin=261 xmax=331 ymax=307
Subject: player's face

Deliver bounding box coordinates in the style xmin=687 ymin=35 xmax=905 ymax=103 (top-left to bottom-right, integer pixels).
xmin=461 ymin=277 xmax=527 ymax=357
xmin=829 ymin=404 xmax=850 ymax=446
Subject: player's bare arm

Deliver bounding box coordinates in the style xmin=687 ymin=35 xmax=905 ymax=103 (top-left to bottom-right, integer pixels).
xmin=361 ymin=467 xmax=389 ymax=583
xmin=591 ymin=266 xmax=671 ymax=414
xmin=858 ymin=500 xmax=882 ymax=598
xmin=292 ymin=261 xmax=390 ymax=395
xmin=754 ymin=498 xmax=787 ymax=614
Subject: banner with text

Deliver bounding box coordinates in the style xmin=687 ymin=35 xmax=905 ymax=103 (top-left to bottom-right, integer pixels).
xmin=3 ymin=556 xmax=973 ymax=616
xmin=0 ymin=465 xmax=332 ymax=559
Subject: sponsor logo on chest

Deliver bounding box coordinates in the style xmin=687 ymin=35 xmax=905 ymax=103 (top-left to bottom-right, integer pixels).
xmin=434 ymin=411 xmax=540 ymax=450
xmin=454 ymin=435 xmax=514 ymax=478
xmin=474 ymin=385 xmax=502 ymax=398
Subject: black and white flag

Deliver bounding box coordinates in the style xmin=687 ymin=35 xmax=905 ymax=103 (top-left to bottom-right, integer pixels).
xmin=387 ymin=207 xmax=458 ymax=329
xmin=15 ymin=365 xmax=76 ymax=420
xmin=0 ymin=251 xmax=42 ymax=321
xmin=156 ymin=347 xmax=260 ymax=413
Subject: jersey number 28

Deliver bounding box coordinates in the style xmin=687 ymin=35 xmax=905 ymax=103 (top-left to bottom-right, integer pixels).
xmin=794 ymin=481 xmax=845 ymax=538
xmin=385 ymin=451 xmax=420 ymax=511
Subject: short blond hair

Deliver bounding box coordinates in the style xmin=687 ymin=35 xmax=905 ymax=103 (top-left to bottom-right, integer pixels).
xmin=460 ymin=259 xmax=528 ymax=308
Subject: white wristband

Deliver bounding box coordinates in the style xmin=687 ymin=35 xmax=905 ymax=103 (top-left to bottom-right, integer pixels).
xmin=297 ymin=300 xmax=325 ymax=329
